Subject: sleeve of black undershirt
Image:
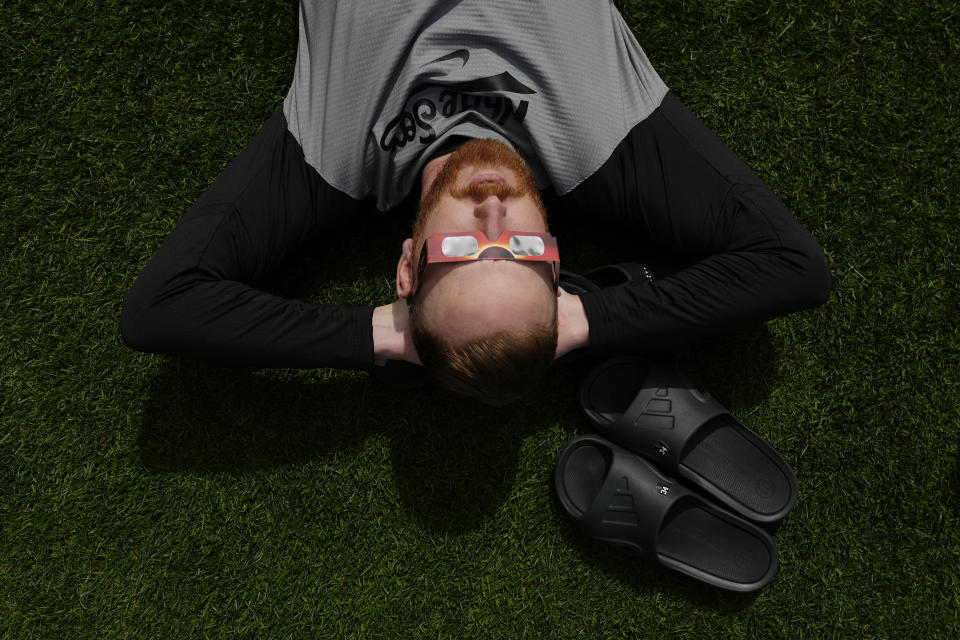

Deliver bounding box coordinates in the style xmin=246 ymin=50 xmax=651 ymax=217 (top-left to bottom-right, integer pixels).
xmin=119 ymin=109 xmax=375 ymax=370
xmin=564 ymin=92 xmax=831 ymax=354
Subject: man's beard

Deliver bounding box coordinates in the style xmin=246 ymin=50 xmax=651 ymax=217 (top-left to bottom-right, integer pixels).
xmin=412 ymin=138 xmax=547 ymax=245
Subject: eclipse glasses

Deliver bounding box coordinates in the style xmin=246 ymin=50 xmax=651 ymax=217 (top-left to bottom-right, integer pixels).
xmin=417 ymin=230 xmax=560 ymax=292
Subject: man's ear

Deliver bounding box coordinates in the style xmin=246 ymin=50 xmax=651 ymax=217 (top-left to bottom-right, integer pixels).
xmin=396 ymin=238 xmax=415 ymax=299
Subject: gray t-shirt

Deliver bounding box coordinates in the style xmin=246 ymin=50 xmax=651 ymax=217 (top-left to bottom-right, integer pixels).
xmin=283 ymin=0 xmax=668 ymax=211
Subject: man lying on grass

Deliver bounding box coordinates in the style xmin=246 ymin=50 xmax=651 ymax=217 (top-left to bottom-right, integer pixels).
xmin=120 ymin=0 xmax=831 ymax=405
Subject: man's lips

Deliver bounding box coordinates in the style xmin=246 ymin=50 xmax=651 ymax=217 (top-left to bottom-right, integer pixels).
xmin=469 ymin=172 xmax=508 ymax=187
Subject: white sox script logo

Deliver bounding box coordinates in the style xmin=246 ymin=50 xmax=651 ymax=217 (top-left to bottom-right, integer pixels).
xmin=379 ymin=50 xmax=536 ymax=153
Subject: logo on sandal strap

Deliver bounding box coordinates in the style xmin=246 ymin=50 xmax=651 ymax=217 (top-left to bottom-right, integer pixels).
xmin=602 ymin=476 xmax=639 ymax=527
xmin=657 ymin=483 xmax=670 ymax=496
xmin=634 ymin=391 xmax=675 ymax=430
xmin=656 ymin=440 xmax=669 ymax=456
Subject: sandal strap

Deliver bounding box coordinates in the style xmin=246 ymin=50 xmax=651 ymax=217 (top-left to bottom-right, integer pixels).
xmin=606 ymin=359 xmax=728 ymax=469
xmin=579 ymin=439 xmax=694 ymax=554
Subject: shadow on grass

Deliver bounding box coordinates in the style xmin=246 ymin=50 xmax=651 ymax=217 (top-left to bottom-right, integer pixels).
xmin=139 ymin=362 xmax=377 ymax=474
xmin=137 ymin=358 xmax=582 ymax=535
xmin=673 ymin=324 xmax=779 ymax=411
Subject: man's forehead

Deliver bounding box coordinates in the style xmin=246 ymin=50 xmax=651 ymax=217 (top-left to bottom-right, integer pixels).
xmin=419 ymin=258 xmax=554 ymax=302
xmin=418 ymin=262 xmax=557 ymax=340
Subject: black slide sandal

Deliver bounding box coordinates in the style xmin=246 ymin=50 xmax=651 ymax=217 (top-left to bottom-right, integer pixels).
xmin=560 ymin=263 xmax=655 ymax=295
xmin=558 ymin=269 xmax=600 ymax=295
xmin=581 ymin=263 xmax=656 ymax=288
xmin=554 ymin=434 xmax=779 ymax=592
xmin=579 ymin=357 xmax=799 ymax=524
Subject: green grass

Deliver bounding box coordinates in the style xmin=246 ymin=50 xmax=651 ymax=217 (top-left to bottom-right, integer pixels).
xmin=2 ymin=0 xmax=958 ymax=637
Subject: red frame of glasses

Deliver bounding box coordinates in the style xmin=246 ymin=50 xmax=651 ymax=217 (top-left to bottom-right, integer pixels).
xmin=417 ymin=230 xmax=560 ymax=290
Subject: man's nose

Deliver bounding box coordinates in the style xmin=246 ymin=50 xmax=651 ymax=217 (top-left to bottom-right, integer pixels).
xmin=474 ymin=196 xmax=507 ymax=238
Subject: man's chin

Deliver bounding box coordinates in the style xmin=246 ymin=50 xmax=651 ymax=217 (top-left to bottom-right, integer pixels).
xmin=421 ymin=139 xmax=536 ymax=206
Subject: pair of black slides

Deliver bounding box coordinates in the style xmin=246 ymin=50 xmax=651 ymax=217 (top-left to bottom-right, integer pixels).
xmin=556 ymin=265 xmax=797 ymax=593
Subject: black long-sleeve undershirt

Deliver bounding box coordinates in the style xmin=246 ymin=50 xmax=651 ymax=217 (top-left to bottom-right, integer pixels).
xmin=120 ymin=94 xmax=830 ymax=370
xmin=120 ymin=109 xmax=375 ymax=370
xmin=566 ymin=93 xmax=830 ymax=354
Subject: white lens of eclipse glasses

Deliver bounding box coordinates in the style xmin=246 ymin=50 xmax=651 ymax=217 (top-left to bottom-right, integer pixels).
xmin=441 ymin=235 xmax=480 ymax=257
xmin=508 ymin=235 xmax=545 ymax=256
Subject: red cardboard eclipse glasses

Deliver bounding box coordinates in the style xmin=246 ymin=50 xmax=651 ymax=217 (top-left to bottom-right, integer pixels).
xmin=417 ymin=230 xmax=560 ymax=292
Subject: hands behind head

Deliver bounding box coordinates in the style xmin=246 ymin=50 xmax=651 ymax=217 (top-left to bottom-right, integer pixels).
xmin=372 ymin=299 xmax=421 ymax=366
xmin=373 ymin=289 xmax=588 ymax=366
xmin=555 ymin=289 xmax=590 ymax=359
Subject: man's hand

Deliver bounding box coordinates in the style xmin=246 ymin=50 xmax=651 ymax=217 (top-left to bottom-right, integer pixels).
xmin=556 ymin=288 xmax=590 ymax=359
xmin=372 ymin=299 xmax=421 ymax=366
